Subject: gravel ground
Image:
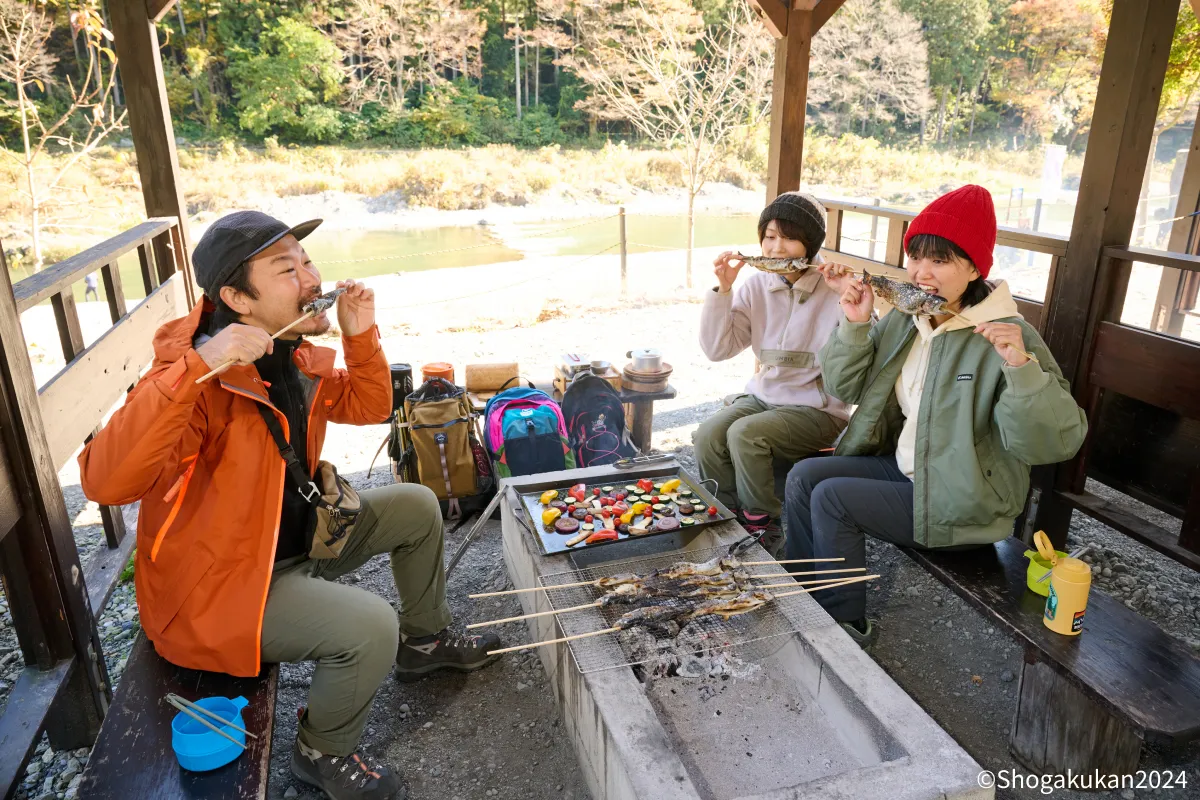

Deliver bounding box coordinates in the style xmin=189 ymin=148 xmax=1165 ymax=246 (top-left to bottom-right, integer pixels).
xmin=4 ymin=257 xmax=1200 ymax=799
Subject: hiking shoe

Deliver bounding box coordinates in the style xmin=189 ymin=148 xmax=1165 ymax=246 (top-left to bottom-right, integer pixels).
xmin=839 ymin=618 xmax=879 ymax=651
xmin=740 ymin=511 xmax=784 ymax=559
xmin=291 ymin=738 xmax=405 ymax=800
xmin=394 ymin=628 xmax=502 ymax=682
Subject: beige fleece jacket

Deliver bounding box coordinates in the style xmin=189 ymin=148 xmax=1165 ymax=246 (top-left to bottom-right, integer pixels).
xmin=894 ymin=280 xmax=1024 ymax=478
xmin=699 ymin=267 xmax=849 ymax=418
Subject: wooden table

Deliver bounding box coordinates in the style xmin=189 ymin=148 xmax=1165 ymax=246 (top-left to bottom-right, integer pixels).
xmin=618 ymin=385 xmax=677 ymax=453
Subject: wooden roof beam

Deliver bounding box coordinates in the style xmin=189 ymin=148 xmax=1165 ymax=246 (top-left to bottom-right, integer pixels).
xmin=147 ymin=0 xmax=177 ymax=24
xmin=808 ymin=0 xmax=847 ymax=33
xmin=749 ymin=0 xmax=789 ymax=39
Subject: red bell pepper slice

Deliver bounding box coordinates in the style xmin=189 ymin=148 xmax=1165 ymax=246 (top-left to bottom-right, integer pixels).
xmin=568 ymin=483 xmax=587 ymax=503
xmin=586 ymin=529 xmax=620 ymax=544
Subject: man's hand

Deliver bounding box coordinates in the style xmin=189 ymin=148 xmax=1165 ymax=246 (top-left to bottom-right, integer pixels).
xmin=194 ymin=323 xmax=273 ymax=375
xmin=335 ymin=279 xmax=375 ymax=337
xmin=974 ymin=322 xmax=1030 ymax=367
xmin=840 ymin=278 xmax=874 ymax=323
xmin=713 ymin=251 xmax=745 ymax=294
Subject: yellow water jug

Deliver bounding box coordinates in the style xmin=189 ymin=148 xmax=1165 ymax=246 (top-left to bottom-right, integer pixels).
xmin=1034 ymin=530 xmax=1091 ymax=636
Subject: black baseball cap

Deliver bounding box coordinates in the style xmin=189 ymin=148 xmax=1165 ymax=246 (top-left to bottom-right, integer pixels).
xmin=192 ymin=210 xmax=322 ymax=299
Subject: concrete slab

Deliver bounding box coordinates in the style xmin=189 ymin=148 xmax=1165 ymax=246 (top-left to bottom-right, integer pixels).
xmin=499 ymin=465 xmax=991 ymax=800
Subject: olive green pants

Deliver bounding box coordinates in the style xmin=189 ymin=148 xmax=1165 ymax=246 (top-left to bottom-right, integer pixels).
xmin=693 ymin=394 xmax=846 ymax=518
xmin=260 ymin=482 xmax=452 ymax=756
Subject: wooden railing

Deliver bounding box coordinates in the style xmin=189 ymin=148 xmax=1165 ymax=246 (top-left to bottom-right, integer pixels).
xmin=820 ymin=197 xmax=1065 ymax=332
xmin=819 ymin=195 xmax=1200 ymax=571
xmin=0 ymin=217 xmax=191 ymax=796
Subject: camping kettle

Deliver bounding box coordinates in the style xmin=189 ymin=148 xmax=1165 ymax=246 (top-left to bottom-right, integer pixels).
xmin=627 ymin=348 xmax=663 ymax=372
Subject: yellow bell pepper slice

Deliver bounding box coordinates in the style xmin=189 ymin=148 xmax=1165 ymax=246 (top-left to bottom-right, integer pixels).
xmin=661 ymin=479 xmax=682 ymax=494
xmin=629 ymin=502 xmax=650 ymax=515
xmin=541 ymin=508 xmax=562 ymax=526
xmin=620 ymin=509 xmax=636 ymax=525
xmin=539 ymin=490 xmax=559 ymax=505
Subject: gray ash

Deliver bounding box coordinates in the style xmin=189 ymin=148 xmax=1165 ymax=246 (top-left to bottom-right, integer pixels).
xmin=619 ymin=619 xmax=761 ymax=681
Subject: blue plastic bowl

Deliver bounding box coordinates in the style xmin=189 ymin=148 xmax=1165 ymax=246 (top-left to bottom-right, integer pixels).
xmin=171 ymin=696 xmax=249 ymax=772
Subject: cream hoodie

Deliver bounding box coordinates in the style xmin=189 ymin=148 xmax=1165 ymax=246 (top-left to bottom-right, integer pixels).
xmin=894 ymin=280 xmax=1023 ymax=478
xmin=699 ymin=267 xmax=849 ymax=419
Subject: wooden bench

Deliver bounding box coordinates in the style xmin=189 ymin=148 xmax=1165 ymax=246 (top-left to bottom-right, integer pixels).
xmin=903 ymin=536 xmax=1200 ymax=774
xmin=77 ymin=633 xmax=278 ymax=799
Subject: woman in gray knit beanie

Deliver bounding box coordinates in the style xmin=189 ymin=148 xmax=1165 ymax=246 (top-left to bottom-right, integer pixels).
xmin=693 ymin=191 xmax=849 ymax=557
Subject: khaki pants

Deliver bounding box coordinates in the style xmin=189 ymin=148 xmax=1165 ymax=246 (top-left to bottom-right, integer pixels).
xmin=261 ymin=482 xmax=452 ymax=756
xmin=693 ymin=394 xmax=846 ymax=518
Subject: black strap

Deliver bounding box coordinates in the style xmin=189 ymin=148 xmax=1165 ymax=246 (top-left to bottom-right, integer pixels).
xmin=256 ymin=404 xmax=322 ymax=506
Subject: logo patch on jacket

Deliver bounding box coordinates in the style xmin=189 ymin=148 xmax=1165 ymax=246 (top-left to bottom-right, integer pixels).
xmin=956 ymin=373 xmax=974 ymax=382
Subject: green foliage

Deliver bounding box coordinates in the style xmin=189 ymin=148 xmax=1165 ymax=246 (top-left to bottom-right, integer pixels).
xmin=226 ymin=17 xmax=345 ymax=141
xmin=407 ymin=80 xmax=515 ymax=147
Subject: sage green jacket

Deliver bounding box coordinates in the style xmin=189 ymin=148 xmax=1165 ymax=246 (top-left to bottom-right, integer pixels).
xmin=818 ymin=285 xmax=1087 ymax=548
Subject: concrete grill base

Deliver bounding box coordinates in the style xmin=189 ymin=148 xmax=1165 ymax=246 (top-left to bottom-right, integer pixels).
xmin=500 ymin=466 xmax=991 ymax=800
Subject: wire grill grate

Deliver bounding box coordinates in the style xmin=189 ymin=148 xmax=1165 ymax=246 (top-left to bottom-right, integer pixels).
xmin=538 ymin=546 xmax=836 ymax=675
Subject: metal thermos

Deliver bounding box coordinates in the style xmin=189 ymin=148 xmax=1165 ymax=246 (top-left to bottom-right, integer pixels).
xmin=389 ymin=363 xmax=413 ymax=411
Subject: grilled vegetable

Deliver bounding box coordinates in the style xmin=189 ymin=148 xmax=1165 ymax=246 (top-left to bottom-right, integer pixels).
xmin=660 ymin=479 xmax=682 ymax=494
xmin=541 ymin=508 xmax=562 ymax=526
xmin=554 ymin=517 xmax=580 ymax=535
xmin=540 ymin=490 xmax=559 ymax=505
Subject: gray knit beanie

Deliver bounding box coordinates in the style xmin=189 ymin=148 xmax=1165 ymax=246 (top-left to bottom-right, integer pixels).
xmin=757 ymin=191 xmax=826 ymax=258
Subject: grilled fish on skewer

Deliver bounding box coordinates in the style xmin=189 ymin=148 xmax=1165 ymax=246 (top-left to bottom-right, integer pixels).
xmin=860 ymin=270 xmax=1040 ymax=363
xmin=614 ymin=604 xmax=692 ymax=629
xmin=303 ymin=287 xmax=347 ymax=315
xmin=734 ymin=253 xmax=812 ymax=275
xmin=689 ymin=590 xmax=774 ymax=620
xmin=861 ymin=270 xmax=949 ymax=316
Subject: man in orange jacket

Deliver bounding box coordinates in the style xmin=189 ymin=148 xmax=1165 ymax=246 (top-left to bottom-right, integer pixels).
xmin=79 ymin=211 xmax=502 ymax=800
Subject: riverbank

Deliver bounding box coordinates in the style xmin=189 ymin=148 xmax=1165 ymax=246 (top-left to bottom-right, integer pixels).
xmin=2 ymin=137 xmax=1060 ymax=266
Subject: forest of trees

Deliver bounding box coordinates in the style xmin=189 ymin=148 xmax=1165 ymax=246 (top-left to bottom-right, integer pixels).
xmin=3 ymin=0 xmax=1196 ymax=154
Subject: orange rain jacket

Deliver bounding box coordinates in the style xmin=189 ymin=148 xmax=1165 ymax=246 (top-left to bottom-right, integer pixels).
xmin=79 ymin=299 xmax=392 ymax=677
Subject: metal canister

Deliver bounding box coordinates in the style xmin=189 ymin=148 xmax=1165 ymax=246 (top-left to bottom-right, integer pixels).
xmin=389 ymin=363 xmax=413 ymax=412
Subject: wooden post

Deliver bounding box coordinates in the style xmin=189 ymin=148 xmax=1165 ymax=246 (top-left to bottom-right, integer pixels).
xmin=619 ymin=207 xmax=628 ymax=296
xmin=1152 ymin=110 xmax=1200 ymax=335
xmin=0 ymin=248 xmax=111 ymax=743
xmin=1033 ymin=0 xmax=1178 ymax=541
xmin=868 ymin=198 xmax=881 ymax=260
xmin=108 ymin=1 xmax=194 ymax=307
xmin=765 ymin=7 xmax=813 ymax=202
xmin=1028 ymin=198 xmax=1043 ymax=266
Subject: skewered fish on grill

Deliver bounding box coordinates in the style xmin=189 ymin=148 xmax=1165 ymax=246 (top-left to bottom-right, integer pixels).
xmin=734 ymin=254 xmax=812 ymax=275
xmin=689 ymin=590 xmax=775 ymax=620
xmin=614 ymin=604 xmax=692 ymax=629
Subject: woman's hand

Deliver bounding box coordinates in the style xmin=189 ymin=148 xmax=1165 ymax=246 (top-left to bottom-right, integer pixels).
xmin=840 ymin=278 xmax=874 ymax=323
xmin=818 ymin=262 xmax=856 ymax=293
xmin=713 ymin=251 xmax=745 ymax=293
xmin=974 ymin=322 xmax=1029 ymax=367
xmin=335 ymin=279 xmax=375 ymax=337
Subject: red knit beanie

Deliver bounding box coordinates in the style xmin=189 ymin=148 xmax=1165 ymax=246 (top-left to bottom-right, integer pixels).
xmin=903 ymin=184 xmax=997 ymax=278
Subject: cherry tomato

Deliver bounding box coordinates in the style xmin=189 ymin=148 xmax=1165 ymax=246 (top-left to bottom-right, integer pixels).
xmin=585 ymin=514 xmax=594 ymax=523
xmin=600 ymin=497 xmax=613 ymax=507
xmin=707 ymin=506 xmax=718 ymax=516
xmin=643 ymin=509 xmax=653 ymax=518
xmin=615 ymin=492 xmax=627 ymax=501
xmin=593 ymin=487 xmax=602 ymax=496
xmin=600 ymin=509 xmax=612 ymax=519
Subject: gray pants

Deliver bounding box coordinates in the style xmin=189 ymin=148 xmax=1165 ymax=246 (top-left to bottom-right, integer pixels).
xmin=783 ymin=456 xmax=981 ymax=622
xmin=693 ymin=394 xmax=845 ymax=518
xmin=261 ymin=483 xmax=452 ymax=756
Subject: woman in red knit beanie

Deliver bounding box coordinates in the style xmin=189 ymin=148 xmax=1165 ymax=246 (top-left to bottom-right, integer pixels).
xmin=782 ymin=185 xmax=1088 ymax=648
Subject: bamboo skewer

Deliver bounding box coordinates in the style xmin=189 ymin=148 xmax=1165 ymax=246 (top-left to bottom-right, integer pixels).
xmin=944 ymin=310 xmax=1039 ymax=364
xmin=488 ymin=575 xmax=880 ymax=654
xmin=164 ymin=697 xmax=247 ymax=750
xmin=467 ymin=574 xmax=868 ymax=630
xmin=739 ymin=558 xmax=845 ymax=566
xmin=468 ymin=565 xmax=860 ymax=599
xmin=194 ymin=312 xmax=316 ymax=384
xmin=165 ymin=693 xmax=256 ymax=738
